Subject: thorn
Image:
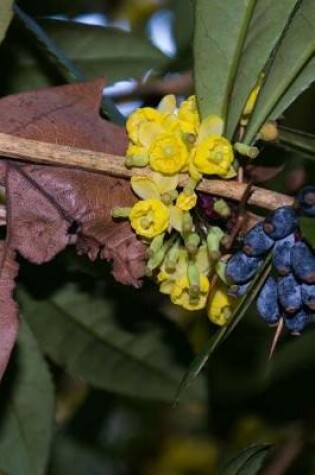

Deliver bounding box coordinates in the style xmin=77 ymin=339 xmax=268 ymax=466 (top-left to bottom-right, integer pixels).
xmin=269 ymin=318 xmax=284 ymax=360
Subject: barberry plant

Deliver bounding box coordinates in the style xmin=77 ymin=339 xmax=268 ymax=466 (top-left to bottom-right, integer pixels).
xmin=0 ymin=0 xmax=315 ymax=474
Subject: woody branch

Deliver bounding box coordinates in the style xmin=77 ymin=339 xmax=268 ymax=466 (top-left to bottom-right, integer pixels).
xmin=0 ymin=132 xmax=293 ymax=214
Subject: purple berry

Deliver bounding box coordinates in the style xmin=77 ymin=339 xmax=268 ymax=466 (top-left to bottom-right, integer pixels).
xmin=296 ymin=186 xmax=315 ymax=216
xmin=263 ymin=206 xmax=299 ymax=240
xmin=278 ymin=273 xmax=302 ymax=314
xmin=284 ymin=309 xmax=311 ymax=334
xmin=301 ymin=283 xmax=315 ymax=311
xmin=226 ymin=252 xmax=262 ymax=284
xmin=291 ymin=241 xmax=315 ymax=284
xmin=257 ymin=277 xmax=280 ymax=325
xmin=272 ymin=233 xmax=296 ymax=276
xmin=243 ymin=222 xmax=274 ymax=256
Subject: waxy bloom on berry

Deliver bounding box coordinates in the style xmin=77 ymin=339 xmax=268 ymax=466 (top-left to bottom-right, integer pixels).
xmin=208 ymin=285 xmax=233 ymax=326
xmin=129 ymin=199 xmax=169 ymax=239
xmin=171 ymin=275 xmax=209 ymax=311
xmin=149 ymin=133 xmax=189 ymax=175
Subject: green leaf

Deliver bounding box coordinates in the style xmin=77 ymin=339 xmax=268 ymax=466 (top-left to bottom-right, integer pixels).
xmin=279 ymin=127 xmax=315 ymax=159
xmin=219 ymin=445 xmax=271 ymax=475
xmin=244 ymin=0 xmax=315 ymax=145
xmin=19 ymin=280 xmax=206 ymax=403
xmin=6 ymin=19 xmax=168 ymax=92
xmin=270 ymin=56 xmax=315 ymax=121
xmin=171 ymin=0 xmax=194 ymax=51
xmin=300 ymin=217 xmax=315 ymax=246
xmin=0 ymin=0 xmax=14 ymax=46
xmin=175 ymin=255 xmax=272 ymax=403
xmin=226 ymin=0 xmax=299 ymax=139
xmin=0 ymin=321 xmax=54 ymax=475
xmin=194 ymin=0 xmax=256 ymax=122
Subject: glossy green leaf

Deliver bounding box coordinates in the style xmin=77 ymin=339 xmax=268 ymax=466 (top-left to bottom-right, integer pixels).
xmin=279 ymin=127 xmax=315 ymax=159
xmin=270 ymin=56 xmax=315 ymax=121
xmin=244 ymin=0 xmax=315 ymax=145
xmin=226 ymin=0 xmax=299 ymax=139
xmin=19 ymin=281 xmax=206 ymax=403
xmin=6 ymin=18 xmax=168 ymax=92
xmin=219 ymin=445 xmax=271 ymax=475
xmin=194 ymin=0 xmax=256 ymax=122
xmin=0 ymin=0 xmax=14 ymax=45
xmin=0 ymin=321 xmax=54 ymax=475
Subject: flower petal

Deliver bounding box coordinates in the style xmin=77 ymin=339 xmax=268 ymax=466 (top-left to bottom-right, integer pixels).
xmin=151 ymin=172 xmax=179 ymax=194
xmin=158 ymin=94 xmax=177 ymax=114
xmin=131 ymin=176 xmax=160 ymax=200
xmin=198 ymin=115 xmax=224 ymax=141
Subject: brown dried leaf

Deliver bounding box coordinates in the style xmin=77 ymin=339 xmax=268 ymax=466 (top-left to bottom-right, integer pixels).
xmin=0 ymin=79 xmax=146 ymax=286
xmin=0 ymin=242 xmax=19 ymax=380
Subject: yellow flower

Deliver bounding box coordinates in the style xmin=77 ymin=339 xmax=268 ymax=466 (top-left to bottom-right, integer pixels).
xmin=129 ymin=199 xmax=170 ymax=239
xmin=193 ymin=135 xmax=234 ymax=177
xmin=149 ymin=133 xmax=189 ymax=175
xmin=171 ymin=275 xmax=209 ymax=311
xmin=176 ymin=190 xmax=197 ymax=211
xmin=207 ymin=285 xmax=234 ymax=326
xmin=178 ymin=95 xmax=200 ymax=134
xmin=126 ymin=107 xmax=164 ymax=145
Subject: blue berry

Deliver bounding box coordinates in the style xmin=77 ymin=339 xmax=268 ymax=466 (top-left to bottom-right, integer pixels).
xmin=257 ymin=277 xmax=280 ymax=325
xmin=284 ymin=309 xmax=311 ymax=334
xmin=272 ymin=233 xmax=295 ymax=276
xmin=243 ymin=222 xmax=274 ymax=256
xmin=228 ymin=282 xmax=251 ymax=298
xmin=296 ymin=186 xmax=315 ymax=216
xmin=291 ymin=241 xmax=315 ymax=284
xmin=301 ymin=283 xmax=315 ymax=311
xmin=226 ymin=252 xmax=262 ymax=284
xmin=263 ymin=206 xmax=299 ymax=240
xmin=278 ymin=273 xmax=302 ymax=314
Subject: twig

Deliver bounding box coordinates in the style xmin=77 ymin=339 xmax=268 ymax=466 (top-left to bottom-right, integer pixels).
xmin=0 ymin=132 xmax=293 ymax=211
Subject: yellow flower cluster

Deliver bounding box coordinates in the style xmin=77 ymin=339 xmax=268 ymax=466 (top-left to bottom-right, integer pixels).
xmin=126 ymin=94 xmax=236 ymax=178
xmin=112 ymin=94 xmax=239 ymax=325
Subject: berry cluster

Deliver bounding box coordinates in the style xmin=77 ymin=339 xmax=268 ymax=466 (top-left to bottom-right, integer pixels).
xmin=226 ymin=186 xmax=315 ymax=334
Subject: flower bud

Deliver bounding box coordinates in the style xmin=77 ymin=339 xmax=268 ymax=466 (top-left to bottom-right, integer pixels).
xmin=258 ymin=121 xmax=278 ymax=142
xmin=213 ymin=199 xmax=231 ymax=218
xmin=185 ymin=233 xmax=201 ymax=255
xmin=146 ymin=245 xmax=167 ymax=273
xmin=165 ymin=241 xmax=180 ymax=272
xmin=234 ymin=143 xmax=259 ymax=159
xmin=149 ymin=233 xmax=165 ymax=256
xmin=182 ymin=212 xmax=194 ymax=234
xmin=111 ymin=207 xmax=131 ymax=218
xmin=207 ymin=227 xmax=224 ymax=260
xmin=125 ymin=155 xmax=149 ymax=168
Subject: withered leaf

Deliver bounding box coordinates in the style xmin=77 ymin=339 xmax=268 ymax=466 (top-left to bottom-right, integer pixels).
xmin=0 ymin=242 xmax=19 ymax=381
xmin=0 ymin=78 xmax=146 ymax=286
